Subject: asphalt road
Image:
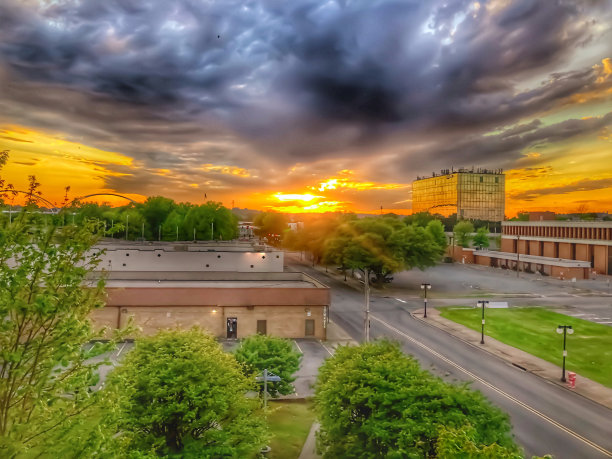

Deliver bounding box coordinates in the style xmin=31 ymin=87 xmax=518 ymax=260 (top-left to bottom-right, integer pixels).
xmin=289 ymin=260 xmax=612 ymax=459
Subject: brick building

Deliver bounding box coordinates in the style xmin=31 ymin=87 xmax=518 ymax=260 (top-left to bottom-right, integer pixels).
xmin=449 ymin=220 xmax=612 ymax=279
xmin=89 ymin=242 xmax=330 ymax=339
xmin=92 ymin=271 xmax=330 ymax=339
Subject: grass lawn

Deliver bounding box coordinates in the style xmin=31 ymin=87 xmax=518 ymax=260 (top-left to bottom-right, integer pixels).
xmin=266 ymin=399 xmax=316 ymax=459
xmin=438 ymin=307 xmax=612 ymax=388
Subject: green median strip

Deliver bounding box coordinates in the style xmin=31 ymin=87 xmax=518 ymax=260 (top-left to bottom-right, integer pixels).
xmin=438 ymin=307 xmax=612 ymax=388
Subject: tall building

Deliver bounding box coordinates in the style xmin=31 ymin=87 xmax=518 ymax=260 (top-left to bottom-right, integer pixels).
xmin=412 ymin=168 xmax=505 ymax=221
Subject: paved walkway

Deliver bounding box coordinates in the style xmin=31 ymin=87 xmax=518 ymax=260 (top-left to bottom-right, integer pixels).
xmin=414 ymin=307 xmax=612 ymax=410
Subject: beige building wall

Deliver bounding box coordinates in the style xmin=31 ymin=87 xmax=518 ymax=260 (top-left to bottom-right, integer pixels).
xmin=91 ymin=304 xmax=327 ymax=340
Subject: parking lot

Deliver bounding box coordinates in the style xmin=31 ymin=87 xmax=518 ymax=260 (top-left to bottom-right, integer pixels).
xmin=88 ymin=337 xmax=333 ymax=396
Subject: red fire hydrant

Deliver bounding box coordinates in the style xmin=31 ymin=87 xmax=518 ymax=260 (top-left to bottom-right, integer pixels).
xmin=567 ymin=372 xmax=576 ymax=389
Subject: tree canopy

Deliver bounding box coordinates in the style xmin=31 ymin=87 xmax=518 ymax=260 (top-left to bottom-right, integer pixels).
xmin=319 ymin=216 xmax=446 ymax=284
xmin=315 ymin=341 xmax=519 ymax=458
xmin=234 ymin=334 xmax=302 ymax=397
xmin=454 ymin=220 xmax=475 ymax=248
xmin=107 ymin=328 xmax=267 ymax=457
xmin=473 ymin=226 xmax=490 ymax=249
xmin=0 ymin=212 xmax=117 ymax=456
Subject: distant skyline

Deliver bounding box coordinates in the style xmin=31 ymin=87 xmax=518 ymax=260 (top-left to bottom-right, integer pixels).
xmin=1 ymin=0 xmax=611 ymax=216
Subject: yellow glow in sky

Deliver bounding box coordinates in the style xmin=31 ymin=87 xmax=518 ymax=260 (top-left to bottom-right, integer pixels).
xmin=0 ymin=124 xmax=139 ymax=205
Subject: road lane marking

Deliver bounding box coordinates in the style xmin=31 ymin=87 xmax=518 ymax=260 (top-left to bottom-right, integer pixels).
xmin=370 ymin=314 xmax=612 ymax=458
xmin=319 ymin=341 xmax=334 ymax=356
xmin=294 ymin=340 xmax=303 ymax=354
xmin=395 ymin=298 xmax=407 ymax=303
xmin=116 ymin=342 xmax=127 ymax=357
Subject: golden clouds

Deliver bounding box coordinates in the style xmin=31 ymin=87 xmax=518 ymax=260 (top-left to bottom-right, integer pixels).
xmin=201 ymin=164 xmax=252 ymax=177
xmin=0 ymin=124 xmax=137 ymax=204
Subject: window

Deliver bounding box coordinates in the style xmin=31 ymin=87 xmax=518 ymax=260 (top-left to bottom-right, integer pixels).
xmin=495 ymin=177 xmax=499 ymax=183
xmin=479 ymin=176 xmax=483 ymax=183
xmin=257 ymin=320 xmax=267 ymax=335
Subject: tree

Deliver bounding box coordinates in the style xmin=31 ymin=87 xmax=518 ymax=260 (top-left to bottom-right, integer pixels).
xmin=426 ymin=219 xmax=448 ymax=251
xmin=0 ymin=213 xmax=116 ymax=455
xmin=436 ymin=424 xmax=523 ymax=459
xmin=473 ymin=227 xmax=490 ymax=249
xmin=107 ymin=328 xmax=267 ymax=457
xmin=315 ymin=341 xmax=518 ymax=458
xmin=454 ymin=220 xmax=475 ymax=248
xmin=140 ymin=196 xmax=176 ymax=236
xmin=253 ymin=212 xmax=288 ymax=245
xmin=234 ymin=334 xmax=302 ymax=397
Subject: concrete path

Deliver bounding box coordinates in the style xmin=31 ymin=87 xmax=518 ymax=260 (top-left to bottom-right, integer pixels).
xmin=297 ymin=422 xmax=321 ymax=459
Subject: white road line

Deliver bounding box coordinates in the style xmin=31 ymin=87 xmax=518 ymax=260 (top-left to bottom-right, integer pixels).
xmin=370 ymin=314 xmax=612 ymax=458
xmin=294 ymin=340 xmax=303 ymax=354
xmin=116 ymin=342 xmax=127 ymax=357
xmin=319 ymin=341 xmax=334 ymax=356
xmin=395 ymin=298 xmax=407 ymax=303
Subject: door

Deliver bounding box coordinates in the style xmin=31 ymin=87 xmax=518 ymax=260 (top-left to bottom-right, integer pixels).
xmin=256 ymin=320 xmax=267 ymax=335
xmin=305 ymin=319 xmax=315 ymax=337
xmin=226 ymin=317 xmax=237 ymax=339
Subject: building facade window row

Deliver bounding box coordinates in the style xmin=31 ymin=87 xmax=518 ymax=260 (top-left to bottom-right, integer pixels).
xmin=504 ymin=225 xmax=612 ymax=241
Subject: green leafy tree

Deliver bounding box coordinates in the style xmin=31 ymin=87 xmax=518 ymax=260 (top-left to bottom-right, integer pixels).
xmin=315 ymin=341 xmax=518 ymax=458
xmin=436 ymin=424 xmax=523 ymax=458
xmin=454 ymin=220 xmax=475 ymax=248
xmin=0 ymin=213 xmax=117 ymax=456
xmin=253 ymin=212 xmax=288 ymax=245
xmin=473 ymin=227 xmax=490 ymax=249
xmin=426 ymin=219 xmax=448 ymax=251
xmin=107 ymin=328 xmax=267 ymax=457
xmin=140 ymin=196 xmax=176 ymax=236
xmin=234 ymin=334 xmax=302 ymax=397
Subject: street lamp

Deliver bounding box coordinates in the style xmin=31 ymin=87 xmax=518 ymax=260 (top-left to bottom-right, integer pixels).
xmin=556 ymin=325 xmax=574 ymax=382
xmin=420 ymin=283 xmax=431 ymax=318
xmin=478 ymin=300 xmax=489 ymax=344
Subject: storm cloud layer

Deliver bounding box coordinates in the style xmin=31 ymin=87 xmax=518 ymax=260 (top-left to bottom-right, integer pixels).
xmin=0 ymin=0 xmax=611 ymax=209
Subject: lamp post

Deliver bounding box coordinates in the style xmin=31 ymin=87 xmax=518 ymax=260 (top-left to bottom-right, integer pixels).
xmin=478 ymin=300 xmax=489 ymax=344
xmin=421 ymin=283 xmax=431 ymax=318
xmin=556 ymin=325 xmax=574 ymax=382
xmin=125 ymin=214 xmax=129 ymax=240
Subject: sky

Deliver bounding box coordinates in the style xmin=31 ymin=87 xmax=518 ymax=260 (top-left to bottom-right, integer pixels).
xmin=0 ymin=0 xmax=611 ymax=216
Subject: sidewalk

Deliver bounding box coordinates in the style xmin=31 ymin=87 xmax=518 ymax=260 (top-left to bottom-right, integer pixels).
xmin=413 ymin=306 xmax=612 ymax=410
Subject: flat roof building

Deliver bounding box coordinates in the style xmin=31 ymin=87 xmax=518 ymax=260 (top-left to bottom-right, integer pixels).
xmin=450 ymin=220 xmax=612 ymax=279
xmin=92 ymin=240 xmax=284 ymax=273
xmin=89 ymin=242 xmax=330 ymax=339
xmin=92 ymin=271 xmax=330 ymax=339
xmin=412 ymin=168 xmax=505 ymax=221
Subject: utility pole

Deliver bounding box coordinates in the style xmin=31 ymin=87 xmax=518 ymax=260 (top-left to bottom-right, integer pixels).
xmin=158 ymin=226 xmax=161 ymax=241
xmin=364 ymin=269 xmax=370 ymax=342
xmin=125 ymin=214 xmax=129 ymax=240
xmin=479 ymin=300 xmax=489 ymax=344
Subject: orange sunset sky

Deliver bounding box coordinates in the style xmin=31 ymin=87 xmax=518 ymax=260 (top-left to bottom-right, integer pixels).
xmin=1 ymin=0 xmax=611 ymax=217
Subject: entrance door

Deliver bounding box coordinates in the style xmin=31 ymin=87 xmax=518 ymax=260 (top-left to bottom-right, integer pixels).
xmin=226 ymin=318 xmax=238 ymax=339
xmin=305 ymin=319 xmax=315 ymax=337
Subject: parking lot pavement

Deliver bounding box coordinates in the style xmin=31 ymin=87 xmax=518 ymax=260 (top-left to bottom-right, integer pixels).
xmin=91 ymin=338 xmax=333 ymax=397
xmin=290 ymin=339 xmax=332 ymax=398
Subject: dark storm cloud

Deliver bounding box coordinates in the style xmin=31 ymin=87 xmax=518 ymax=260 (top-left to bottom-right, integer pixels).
xmin=403 ymin=111 xmax=612 ymax=172
xmin=511 ymin=177 xmax=612 ymax=201
xmin=0 ymin=0 xmax=611 ymax=182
